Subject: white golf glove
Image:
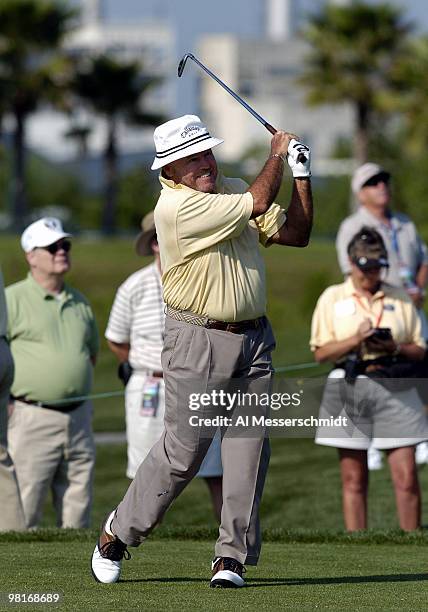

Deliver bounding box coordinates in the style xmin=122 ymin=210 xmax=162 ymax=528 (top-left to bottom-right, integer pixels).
xmin=287 ymin=139 xmax=311 ymax=178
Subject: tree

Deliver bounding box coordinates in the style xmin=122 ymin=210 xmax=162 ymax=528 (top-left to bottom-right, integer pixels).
xmin=389 ymin=36 xmax=428 ymax=156
xmin=69 ymin=55 xmax=162 ymax=234
xmin=299 ymin=1 xmax=412 ymax=164
xmin=0 ymin=0 xmax=75 ymax=229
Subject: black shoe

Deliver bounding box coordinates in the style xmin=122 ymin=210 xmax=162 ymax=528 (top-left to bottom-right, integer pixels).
xmin=210 ymin=556 xmax=246 ymax=588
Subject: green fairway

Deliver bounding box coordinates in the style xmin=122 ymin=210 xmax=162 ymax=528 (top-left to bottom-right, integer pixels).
xmin=34 ymin=439 xmax=428 ymax=532
xmin=0 ymin=538 xmax=427 ymax=611
xmin=2 ymin=235 xmax=428 ymax=611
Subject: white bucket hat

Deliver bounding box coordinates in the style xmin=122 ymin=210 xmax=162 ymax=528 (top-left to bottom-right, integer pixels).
xmin=21 ymin=217 xmax=71 ymax=252
xmin=151 ymin=114 xmax=223 ymax=170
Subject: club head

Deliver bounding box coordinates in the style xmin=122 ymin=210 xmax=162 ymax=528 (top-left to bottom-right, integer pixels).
xmin=177 ymin=53 xmax=194 ymax=77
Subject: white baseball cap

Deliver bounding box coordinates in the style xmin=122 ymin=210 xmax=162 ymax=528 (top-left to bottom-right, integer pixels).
xmin=151 ymin=114 xmax=223 ymax=170
xmin=21 ymin=217 xmax=72 ymax=253
xmin=351 ymin=163 xmax=390 ymax=194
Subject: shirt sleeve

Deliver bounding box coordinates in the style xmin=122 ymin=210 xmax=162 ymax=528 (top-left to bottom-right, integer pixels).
xmin=5 ymin=288 xmax=16 ymax=341
xmin=252 ymin=203 xmax=287 ymax=247
xmin=403 ymin=298 xmax=426 ymax=349
xmin=88 ymin=310 xmax=100 ymax=358
xmin=177 ymin=190 xmax=253 ymax=258
xmin=415 ymin=231 xmax=428 ymax=267
xmin=105 ymin=283 xmax=133 ymax=344
xmin=336 ymin=220 xmax=354 ymax=276
xmin=310 ymin=289 xmax=336 ymax=351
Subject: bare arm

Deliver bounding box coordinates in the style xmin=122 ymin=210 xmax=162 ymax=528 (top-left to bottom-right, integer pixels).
xmin=268 ymin=178 xmax=313 ymax=247
xmin=411 ymin=263 xmax=428 ymax=308
xmin=416 ymin=263 xmax=428 ymax=290
xmin=107 ymin=340 xmax=130 ymax=363
xmin=248 ymin=131 xmax=294 ymax=218
xmin=396 ymin=344 xmax=425 ymax=361
xmin=314 ymin=319 xmax=374 ymax=363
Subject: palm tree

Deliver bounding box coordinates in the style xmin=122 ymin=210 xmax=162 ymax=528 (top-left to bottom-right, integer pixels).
xmin=389 ymin=36 xmax=428 ymax=156
xmin=299 ymin=1 xmax=412 ymax=164
xmin=63 ymin=122 xmax=92 ymax=160
xmin=69 ymin=55 xmax=162 ymax=234
xmin=0 ymin=0 xmax=75 ymax=229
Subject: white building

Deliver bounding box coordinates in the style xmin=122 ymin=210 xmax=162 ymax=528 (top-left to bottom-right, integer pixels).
xmin=192 ymin=0 xmax=353 ymax=171
xmin=26 ymin=0 xmax=176 ymax=161
xmin=198 ymin=33 xmax=353 ymax=168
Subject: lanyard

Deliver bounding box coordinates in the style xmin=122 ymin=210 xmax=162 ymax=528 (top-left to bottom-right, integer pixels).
xmin=382 ymin=220 xmax=401 ymax=260
xmin=353 ymin=294 xmax=384 ymax=327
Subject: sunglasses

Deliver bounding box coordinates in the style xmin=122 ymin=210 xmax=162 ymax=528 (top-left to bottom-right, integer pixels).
xmin=41 ymin=240 xmax=72 ymax=254
xmin=363 ymin=172 xmax=390 ymax=188
xmin=352 ymin=256 xmax=388 ymax=271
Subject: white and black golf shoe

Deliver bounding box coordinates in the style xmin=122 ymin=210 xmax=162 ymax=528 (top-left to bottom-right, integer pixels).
xmin=210 ymin=557 xmax=246 ymax=588
xmin=91 ymin=510 xmax=130 ymax=584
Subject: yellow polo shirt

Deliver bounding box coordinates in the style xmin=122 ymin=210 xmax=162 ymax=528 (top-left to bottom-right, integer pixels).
xmin=154 ymin=173 xmax=286 ymax=321
xmin=310 ymin=277 xmax=425 ymax=360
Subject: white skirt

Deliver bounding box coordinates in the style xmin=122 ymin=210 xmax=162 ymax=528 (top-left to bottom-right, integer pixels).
xmin=315 ymin=369 xmax=428 ymax=450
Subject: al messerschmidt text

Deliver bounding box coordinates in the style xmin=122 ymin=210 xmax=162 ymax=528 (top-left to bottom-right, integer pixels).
xmin=189 ymin=415 xmax=348 ymax=427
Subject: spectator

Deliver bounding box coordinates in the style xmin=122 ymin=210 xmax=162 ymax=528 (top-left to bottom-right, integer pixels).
xmin=7 ymin=218 xmax=99 ymax=528
xmin=105 ymin=211 xmax=223 ymax=520
xmin=336 ymin=163 xmax=428 ymax=468
xmin=311 ymin=228 xmax=428 ymax=530
xmin=0 ymin=268 xmax=25 ymax=532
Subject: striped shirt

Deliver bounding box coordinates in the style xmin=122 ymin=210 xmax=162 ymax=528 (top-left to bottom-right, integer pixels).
xmin=105 ymin=263 xmax=165 ymax=371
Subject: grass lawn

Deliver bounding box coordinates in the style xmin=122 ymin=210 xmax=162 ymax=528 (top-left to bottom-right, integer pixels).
xmin=2 ymin=237 xmax=428 ymax=610
xmin=0 ymin=538 xmax=427 ymax=611
xmin=36 ymin=439 xmax=428 ymax=532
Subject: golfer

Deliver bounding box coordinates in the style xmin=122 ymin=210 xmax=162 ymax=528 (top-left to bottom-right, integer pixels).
xmin=92 ymin=115 xmax=313 ymax=587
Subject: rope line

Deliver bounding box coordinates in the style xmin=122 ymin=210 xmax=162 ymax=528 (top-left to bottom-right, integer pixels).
xmin=16 ymin=361 xmax=323 ymax=407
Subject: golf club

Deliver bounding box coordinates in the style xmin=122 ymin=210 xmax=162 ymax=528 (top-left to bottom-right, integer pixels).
xmin=178 ymin=52 xmax=307 ymax=163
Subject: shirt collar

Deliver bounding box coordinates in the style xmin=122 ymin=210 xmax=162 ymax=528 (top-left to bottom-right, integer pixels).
xmin=344 ymin=276 xmax=385 ymax=300
xmin=357 ymin=205 xmax=402 ymax=229
xmin=159 ymin=172 xmax=225 ymax=193
xmin=26 ymin=272 xmax=72 ymax=302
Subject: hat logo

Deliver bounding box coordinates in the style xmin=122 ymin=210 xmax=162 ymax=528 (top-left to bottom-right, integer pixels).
xmin=43 ymin=218 xmax=59 ymax=230
xmin=181 ymin=125 xmax=202 ymax=139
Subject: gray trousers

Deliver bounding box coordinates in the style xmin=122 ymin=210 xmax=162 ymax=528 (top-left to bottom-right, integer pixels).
xmin=113 ymin=315 xmax=275 ymax=565
xmin=0 ymin=338 xmax=25 ymax=531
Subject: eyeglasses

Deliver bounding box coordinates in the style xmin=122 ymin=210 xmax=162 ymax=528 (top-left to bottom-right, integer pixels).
xmin=40 ymin=240 xmax=72 ymax=254
xmin=363 ymin=172 xmax=390 ymax=188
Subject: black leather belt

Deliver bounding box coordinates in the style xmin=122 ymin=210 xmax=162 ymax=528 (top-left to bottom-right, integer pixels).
xmin=205 ymin=319 xmax=262 ymax=333
xmin=12 ymin=396 xmax=83 ymax=412
xmin=166 ymin=305 xmax=263 ymax=334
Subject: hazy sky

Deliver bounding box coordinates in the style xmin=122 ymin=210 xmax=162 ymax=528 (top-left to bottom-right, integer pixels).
xmin=91 ymin=0 xmax=428 ymax=113
xmin=102 ymin=0 xmax=428 ymax=32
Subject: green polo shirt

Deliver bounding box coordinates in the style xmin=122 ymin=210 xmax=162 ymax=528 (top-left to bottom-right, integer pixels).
xmin=6 ymin=274 xmax=99 ymax=403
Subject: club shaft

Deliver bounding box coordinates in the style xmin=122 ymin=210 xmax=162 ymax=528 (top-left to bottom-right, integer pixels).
xmin=188 ymin=55 xmax=274 ymax=132
xmin=181 ymin=54 xmax=307 ymax=164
